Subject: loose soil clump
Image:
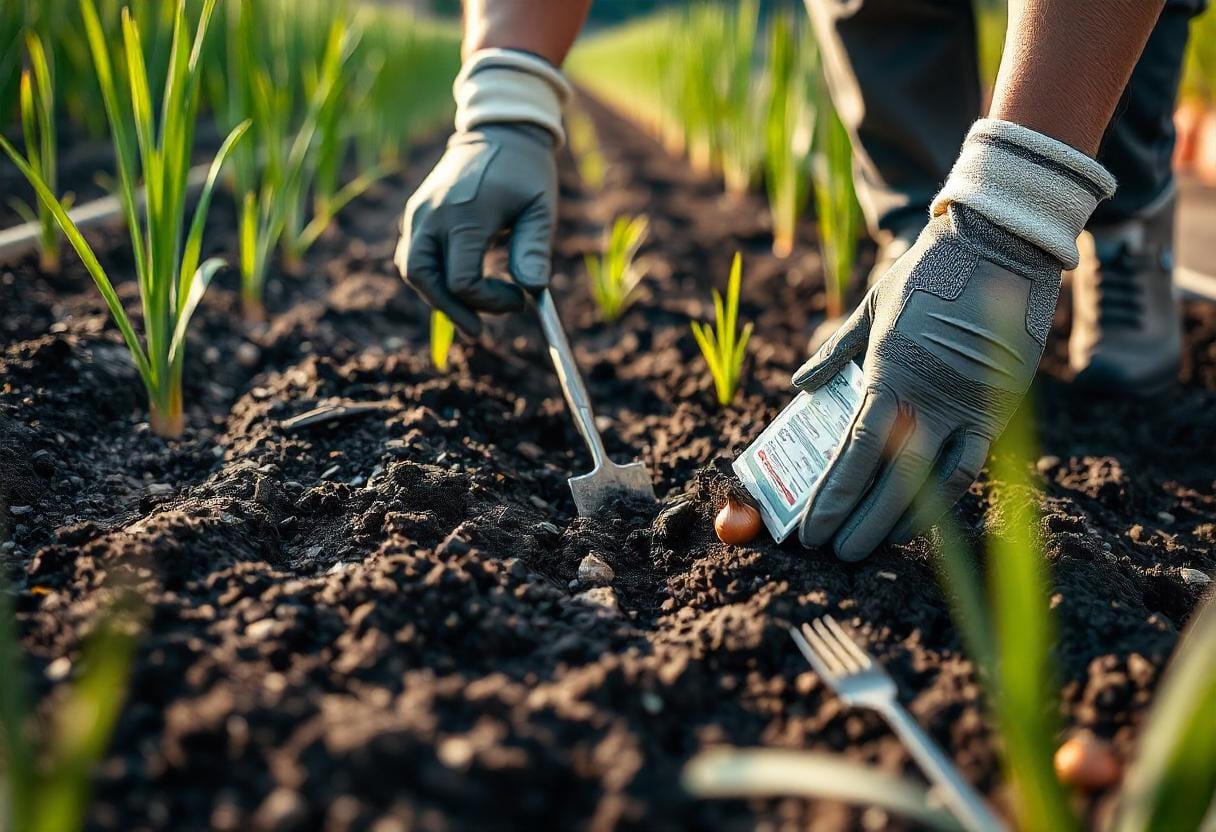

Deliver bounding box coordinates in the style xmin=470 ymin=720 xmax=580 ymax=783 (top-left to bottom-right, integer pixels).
xmin=2 ymin=96 xmax=1214 ymax=830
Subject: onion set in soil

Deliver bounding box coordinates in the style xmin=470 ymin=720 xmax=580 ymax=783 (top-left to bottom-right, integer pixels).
xmin=714 ymin=495 xmax=761 ymax=544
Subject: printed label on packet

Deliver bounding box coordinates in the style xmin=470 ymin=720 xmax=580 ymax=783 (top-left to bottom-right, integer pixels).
xmin=732 ymin=362 xmax=865 ymax=542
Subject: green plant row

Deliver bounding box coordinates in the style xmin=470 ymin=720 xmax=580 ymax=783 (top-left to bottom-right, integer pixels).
xmin=2 ymin=0 xmax=460 ymax=435
xmin=568 ymin=5 xmax=863 ymax=312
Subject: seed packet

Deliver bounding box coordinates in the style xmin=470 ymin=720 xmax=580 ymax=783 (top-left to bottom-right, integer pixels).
xmin=732 ymin=362 xmax=865 ymax=542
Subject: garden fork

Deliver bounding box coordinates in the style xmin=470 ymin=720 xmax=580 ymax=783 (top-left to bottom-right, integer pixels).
xmin=790 ymin=617 xmax=1005 ymax=832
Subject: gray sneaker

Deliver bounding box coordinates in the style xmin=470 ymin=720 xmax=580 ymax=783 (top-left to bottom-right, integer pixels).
xmin=807 ymin=220 xmax=924 ymax=354
xmin=1068 ymin=197 xmax=1182 ymax=395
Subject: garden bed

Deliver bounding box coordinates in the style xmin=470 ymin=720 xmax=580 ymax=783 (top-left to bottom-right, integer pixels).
xmin=2 ymin=95 xmax=1215 ymax=830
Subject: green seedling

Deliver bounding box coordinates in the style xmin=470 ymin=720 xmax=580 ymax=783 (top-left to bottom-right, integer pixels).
xmin=0 ymin=584 xmax=140 ymax=832
xmin=690 ymin=252 xmax=753 ymax=407
xmin=716 ymin=0 xmax=761 ymax=197
xmin=764 ymin=13 xmax=815 ymax=258
xmin=566 ymin=105 xmax=607 ymax=192
xmin=812 ymin=103 xmax=862 ymax=318
xmin=1111 ymin=597 xmax=1216 ymax=831
xmin=430 ymin=309 xmax=455 ymax=372
xmin=0 ymin=0 xmax=249 ymax=438
xmin=8 ymin=33 xmax=71 ymax=273
xmin=586 ymin=215 xmax=649 ymax=323
xmin=227 ymin=0 xmax=355 ymax=321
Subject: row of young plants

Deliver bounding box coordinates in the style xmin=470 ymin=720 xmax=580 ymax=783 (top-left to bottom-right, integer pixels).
xmin=1 ymin=0 xmax=459 ymax=437
xmin=567 ymin=2 xmax=862 ymax=316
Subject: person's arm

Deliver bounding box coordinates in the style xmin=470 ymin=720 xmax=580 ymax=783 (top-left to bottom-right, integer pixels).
xmin=395 ymin=1 xmax=593 ymax=336
xmin=794 ymin=0 xmax=1164 ymax=560
xmin=462 ymin=0 xmax=592 ymax=64
xmin=991 ymin=0 xmax=1164 ymax=156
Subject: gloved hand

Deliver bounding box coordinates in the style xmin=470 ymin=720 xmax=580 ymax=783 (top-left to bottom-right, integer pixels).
xmin=396 ymin=49 xmax=571 ymax=335
xmin=794 ymin=119 xmax=1115 ymax=561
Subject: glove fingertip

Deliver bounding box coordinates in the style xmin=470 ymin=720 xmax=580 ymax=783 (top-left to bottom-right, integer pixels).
xmin=791 ymin=357 xmax=836 ymax=390
xmin=833 ymin=537 xmax=873 ymax=562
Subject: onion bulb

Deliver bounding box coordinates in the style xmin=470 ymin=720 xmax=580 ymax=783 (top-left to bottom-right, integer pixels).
xmin=1054 ymin=735 xmax=1121 ymax=791
xmin=715 ymin=496 xmax=761 ymax=544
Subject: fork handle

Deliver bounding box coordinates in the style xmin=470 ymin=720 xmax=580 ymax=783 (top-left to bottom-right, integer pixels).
xmin=877 ymin=702 xmax=1005 ymax=832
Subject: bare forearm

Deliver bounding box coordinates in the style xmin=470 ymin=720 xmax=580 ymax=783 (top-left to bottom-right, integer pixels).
xmin=990 ymin=0 xmax=1165 ymax=155
xmin=463 ymin=0 xmax=593 ymax=65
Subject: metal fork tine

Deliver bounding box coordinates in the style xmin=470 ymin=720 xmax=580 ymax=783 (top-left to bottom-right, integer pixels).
xmin=788 ymin=618 xmax=1006 ymax=832
xmin=789 ymin=626 xmax=838 ymax=681
xmin=802 ymin=621 xmax=849 ymax=676
xmin=812 ymin=617 xmax=861 ymax=674
xmin=825 ymin=615 xmax=873 ymax=669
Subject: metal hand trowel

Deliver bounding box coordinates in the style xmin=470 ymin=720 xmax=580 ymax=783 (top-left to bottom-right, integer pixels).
xmin=535 ymin=289 xmax=657 ymax=516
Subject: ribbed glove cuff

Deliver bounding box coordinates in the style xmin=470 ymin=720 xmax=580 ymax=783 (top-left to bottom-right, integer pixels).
xmin=930 ymin=119 xmax=1117 ymax=269
xmin=454 ymin=48 xmax=573 ymax=147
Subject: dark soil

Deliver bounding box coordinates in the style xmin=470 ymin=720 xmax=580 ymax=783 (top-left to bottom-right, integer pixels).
xmin=2 ymin=95 xmax=1214 ymax=831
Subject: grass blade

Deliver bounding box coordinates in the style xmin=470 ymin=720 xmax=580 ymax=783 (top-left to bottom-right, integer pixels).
xmin=430 ymin=309 xmax=456 ymax=372
xmin=683 ymin=748 xmax=962 ymax=830
xmin=1112 ymin=597 xmax=1216 ymax=832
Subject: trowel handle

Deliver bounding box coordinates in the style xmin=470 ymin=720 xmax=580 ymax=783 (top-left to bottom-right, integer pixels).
xmin=536 ymin=289 xmax=609 ymax=468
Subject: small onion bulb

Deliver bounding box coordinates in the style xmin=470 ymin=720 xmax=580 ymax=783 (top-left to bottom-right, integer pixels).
xmin=1054 ymin=735 xmax=1121 ymax=791
xmin=715 ymin=496 xmax=762 ymax=544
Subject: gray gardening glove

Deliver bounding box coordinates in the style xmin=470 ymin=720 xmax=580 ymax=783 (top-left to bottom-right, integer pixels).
xmin=395 ymin=49 xmax=571 ymax=335
xmin=794 ymin=119 xmax=1116 ymax=561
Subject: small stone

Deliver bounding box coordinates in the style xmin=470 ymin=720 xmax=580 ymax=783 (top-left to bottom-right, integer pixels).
xmin=327 ymin=562 xmax=347 ymax=575
xmin=46 ymin=656 xmax=71 ymax=681
xmin=877 ymin=570 xmax=897 ymax=581
xmin=1126 ymin=653 xmax=1155 ymax=686
xmin=1157 ymin=511 xmax=1176 ymax=525
xmin=9 ymin=505 xmax=31 ymax=516
xmin=517 ymin=442 xmax=543 ymax=461
xmin=640 ymin=691 xmax=663 ymax=714
xmin=235 ymin=342 xmax=260 ymax=367
xmin=533 ymin=521 xmax=560 ymax=536
xmin=577 ymin=553 xmax=614 ymax=585
xmin=1180 ymin=568 xmax=1211 ymax=587
xmin=574 ymin=586 xmax=619 ymax=613
xmin=437 ymin=736 xmax=475 ymax=769
xmin=145 ymin=483 xmax=174 ymax=498
xmin=1036 ymin=455 xmax=1061 ymax=475
xmin=246 ymin=619 xmax=278 ymax=640
xmin=254 ymin=788 xmax=308 ymax=832
xmin=529 ymin=495 xmax=549 ymax=510
xmin=321 ymin=465 xmax=340 ymax=480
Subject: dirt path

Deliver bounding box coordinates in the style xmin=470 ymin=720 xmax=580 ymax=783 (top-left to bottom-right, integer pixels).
xmin=2 ymin=97 xmax=1214 ymax=831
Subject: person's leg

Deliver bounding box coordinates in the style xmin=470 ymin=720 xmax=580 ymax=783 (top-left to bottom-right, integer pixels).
xmin=1070 ymin=0 xmax=1207 ymax=393
xmin=804 ymin=0 xmax=982 ymax=247
xmin=802 ymin=0 xmax=981 ymax=350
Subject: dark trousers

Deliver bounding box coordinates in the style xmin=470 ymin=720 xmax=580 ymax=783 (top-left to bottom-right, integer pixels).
xmin=805 ymin=0 xmax=1207 ymax=237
